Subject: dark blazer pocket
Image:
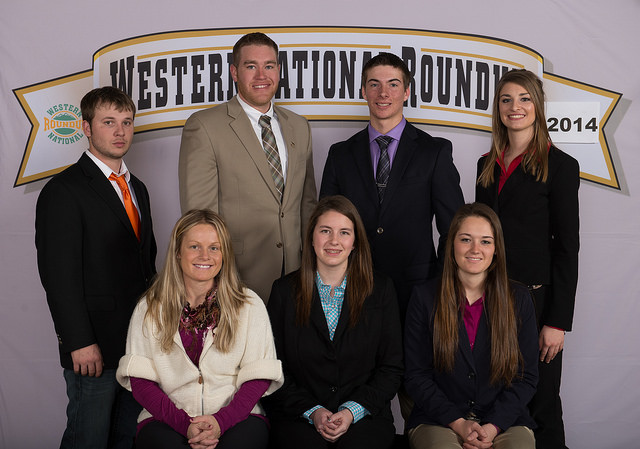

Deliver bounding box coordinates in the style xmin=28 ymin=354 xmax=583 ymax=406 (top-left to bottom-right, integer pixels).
xmin=85 ymin=295 xmax=116 ymax=311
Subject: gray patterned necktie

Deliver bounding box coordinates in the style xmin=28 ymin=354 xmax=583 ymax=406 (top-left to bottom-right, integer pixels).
xmin=375 ymin=135 xmax=393 ymax=203
xmin=259 ymin=115 xmax=285 ymax=200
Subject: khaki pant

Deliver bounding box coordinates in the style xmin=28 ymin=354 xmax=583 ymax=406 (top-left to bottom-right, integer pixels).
xmin=408 ymin=424 xmax=534 ymax=449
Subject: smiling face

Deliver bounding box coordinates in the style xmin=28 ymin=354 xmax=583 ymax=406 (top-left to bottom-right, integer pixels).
xmin=82 ymin=103 xmax=134 ymax=173
xmin=498 ymin=82 xmax=536 ymax=137
xmin=178 ymin=223 xmax=223 ymax=292
xmin=230 ymin=44 xmax=280 ymax=113
xmin=453 ymin=216 xmax=496 ymax=280
xmin=362 ymin=64 xmax=410 ymax=133
xmin=312 ymin=210 xmax=356 ymax=275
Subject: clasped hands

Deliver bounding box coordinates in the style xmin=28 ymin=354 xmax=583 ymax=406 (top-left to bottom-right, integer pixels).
xmin=310 ymin=407 xmax=354 ymax=442
xmin=449 ymin=417 xmax=498 ymax=449
xmin=186 ymin=415 xmax=221 ymax=449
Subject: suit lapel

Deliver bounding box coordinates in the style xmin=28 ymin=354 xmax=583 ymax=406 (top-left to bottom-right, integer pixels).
xmin=497 ymin=164 xmax=527 ymax=212
xmin=129 ymin=175 xmax=150 ymax=241
xmin=309 ymin=289 xmax=333 ymax=343
xmin=332 ymin=293 xmax=351 ymax=343
xmin=458 ymin=316 xmax=476 ymax=369
xmin=227 ymin=97 xmax=281 ymax=203
xmin=275 ymin=105 xmax=298 ymax=208
xmin=380 ymin=124 xmax=416 ymax=216
xmin=79 ymin=154 xmax=139 ymax=243
xmin=352 ymin=129 xmax=380 ymax=211
xmin=472 ymin=309 xmax=491 ymax=367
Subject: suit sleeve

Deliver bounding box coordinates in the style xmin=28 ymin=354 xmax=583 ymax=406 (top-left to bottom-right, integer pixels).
xmin=300 ymin=119 xmax=318 ymax=236
xmin=347 ymin=277 xmax=404 ymax=416
xmin=546 ymin=154 xmax=580 ymax=331
xmin=404 ymin=283 xmax=464 ymax=426
xmin=178 ymin=113 xmax=219 ymax=214
xmin=265 ymin=279 xmax=320 ymax=417
xmin=431 ymin=138 xmax=465 ymax=262
xmin=35 ymin=181 xmax=95 ymax=354
xmin=319 ymin=144 xmax=341 ymax=198
xmin=483 ymin=286 xmax=539 ymax=430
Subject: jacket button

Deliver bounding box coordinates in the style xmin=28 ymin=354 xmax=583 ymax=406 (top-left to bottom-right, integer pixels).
xmin=330 ymin=386 xmax=337 ymax=393
xmin=276 ymin=242 xmax=283 ymax=248
xmin=467 ymin=400 xmax=475 ymax=407
xmin=376 ymin=227 xmax=384 ymax=235
xmin=468 ymin=372 xmax=476 ymax=379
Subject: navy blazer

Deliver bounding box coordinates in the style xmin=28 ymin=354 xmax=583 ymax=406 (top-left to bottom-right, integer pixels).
xmin=320 ymin=123 xmax=464 ymax=321
xmin=36 ymin=153 xmax=157 ymax=369
xmin=264 ymin=271 xmax=403 ymax=422
xmin=475 ymin=146 xmax=579 ymax=330
xmin=404 ymin=279 xmax=538 ymax=432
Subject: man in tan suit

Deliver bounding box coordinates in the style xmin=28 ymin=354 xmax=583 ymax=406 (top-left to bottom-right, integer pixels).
xmin=179 ymin=32 xmax=317 ymax=302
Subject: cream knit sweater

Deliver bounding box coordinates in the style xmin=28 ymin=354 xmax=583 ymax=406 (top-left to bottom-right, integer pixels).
xmin=116 ymin=289 xmax=283 ymax=422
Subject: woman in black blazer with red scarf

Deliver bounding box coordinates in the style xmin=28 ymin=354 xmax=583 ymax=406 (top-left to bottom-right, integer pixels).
xmin=476 ymin=69 xmax=579 ymax=449
xmin=264 ymin=195 xmax=403 ymax=449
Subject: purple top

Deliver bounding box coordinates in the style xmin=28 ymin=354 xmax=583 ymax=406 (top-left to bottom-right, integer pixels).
xmin=462 ymin=295 xmax=485 ymax=350
xmin=368 ymin=118 xmax=407 ymax=177
xmin=130 ymin=324 xmax=270 ymax=437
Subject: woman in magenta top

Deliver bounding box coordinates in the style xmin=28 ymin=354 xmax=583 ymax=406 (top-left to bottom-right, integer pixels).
xmin=476 ymin=69 xmax=579 ymax=449
xmin=404 ymin=203 xmax=539 ymax=449
xmin=117 ymin=209 xmax=283 ymax=449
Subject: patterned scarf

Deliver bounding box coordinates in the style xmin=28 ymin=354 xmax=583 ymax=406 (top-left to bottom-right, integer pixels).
xmin=179 ymin=287 xmax=220 ymax=352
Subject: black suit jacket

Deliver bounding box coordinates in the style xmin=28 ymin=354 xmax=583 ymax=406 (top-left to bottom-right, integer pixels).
xmin=264 ymin=271 xmax=403 ymax=422
xmin=404 ymin=279 xmax=538 ymax=432
xmin=36 ymin=153 xmax=157 ymax=369
xmin=475 ymin=146 xmax=579 ymax=330
xmin=320 ymin=123 xmax=464 ymax=320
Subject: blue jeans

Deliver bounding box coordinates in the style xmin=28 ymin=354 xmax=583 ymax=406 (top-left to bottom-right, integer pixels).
xmin=61 ymin=368 xmax=141 ymax=449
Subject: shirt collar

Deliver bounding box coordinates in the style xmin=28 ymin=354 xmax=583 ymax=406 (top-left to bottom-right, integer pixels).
xmin=367 ymin=117 xmax=406 ymax=144
xmin=236 ymin=94 xmax=275 ymax=124
xmin=315 ymin=271 xmax=347 ymax=293
xmin=85 ymin=150 xmax=130 ymax=181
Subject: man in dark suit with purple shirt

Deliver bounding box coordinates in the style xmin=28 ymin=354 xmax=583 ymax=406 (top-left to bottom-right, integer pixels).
xmin=320 ymin=52 xmax=464 ymax=327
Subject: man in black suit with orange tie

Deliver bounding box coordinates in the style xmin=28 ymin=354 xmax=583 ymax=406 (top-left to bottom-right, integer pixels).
xmin=320 ymin=52 xmax=464 ymax=327
xmin=36 ymin=86 xmax=156 ymax=449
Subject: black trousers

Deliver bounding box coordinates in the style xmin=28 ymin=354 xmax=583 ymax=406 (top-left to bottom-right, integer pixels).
xmin=528 ymin=286 xmax=568 ymax=449
xmin=269 ymin=415 xmax=395 ymax=449
xmin=135 ymin=415 xmax=268 ymax=449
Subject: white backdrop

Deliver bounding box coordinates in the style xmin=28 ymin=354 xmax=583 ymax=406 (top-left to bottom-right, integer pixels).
xmin=1 ymin=1 xmax=638 ymax=448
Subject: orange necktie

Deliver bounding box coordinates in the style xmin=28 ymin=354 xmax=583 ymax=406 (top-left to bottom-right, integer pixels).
xmin=109 ymin=173 xmax=141 ymax=241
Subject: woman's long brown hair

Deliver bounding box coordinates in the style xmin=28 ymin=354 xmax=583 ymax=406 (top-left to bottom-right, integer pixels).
xmin=433 ymin=203 xmax=523 ymax=385
xmin=295 ymin=195 xmax=373 ymax=328
xmin=477 ymin=69 xmax=551 ymax=188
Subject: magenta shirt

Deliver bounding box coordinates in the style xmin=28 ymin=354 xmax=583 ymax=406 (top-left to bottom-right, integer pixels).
xmin=462 ymin=295 xmax=485 ymax=350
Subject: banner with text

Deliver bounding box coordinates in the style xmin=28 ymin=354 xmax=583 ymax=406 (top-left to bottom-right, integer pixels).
xmin=14 ymin=26 xmax=621 ymax=188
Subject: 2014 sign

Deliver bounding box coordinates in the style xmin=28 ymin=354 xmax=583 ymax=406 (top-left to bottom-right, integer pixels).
xmin=546 ymin=102 xmax=600 ymax=144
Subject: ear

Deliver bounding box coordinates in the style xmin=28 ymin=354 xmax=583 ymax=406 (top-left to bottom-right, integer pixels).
xmin=82 ymin=120 xmax=92 ymax=137
xmin=230 ymin=64 xmax=239 ymax=83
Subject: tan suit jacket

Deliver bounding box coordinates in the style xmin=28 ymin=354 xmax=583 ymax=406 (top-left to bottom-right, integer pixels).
xmin=179 ymin=96 xmax=317 ymax=302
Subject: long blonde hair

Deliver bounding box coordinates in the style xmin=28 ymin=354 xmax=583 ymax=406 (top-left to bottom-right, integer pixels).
xmin=477 ymin=69 xmax=551 ymax=187
xmin=434 ymin=203 xmax=522 ymax=385
xmin=144 ymin=209 xmax=247 ymax=353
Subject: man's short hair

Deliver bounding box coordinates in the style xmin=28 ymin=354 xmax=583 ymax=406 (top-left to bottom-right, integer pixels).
xmin=81 ymin=86 xmax=136 ymax=125
xmin=361 ymin=52 xmax=411 ymax=89
xmin=232 ymin=32 xmax=279 ymax=66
